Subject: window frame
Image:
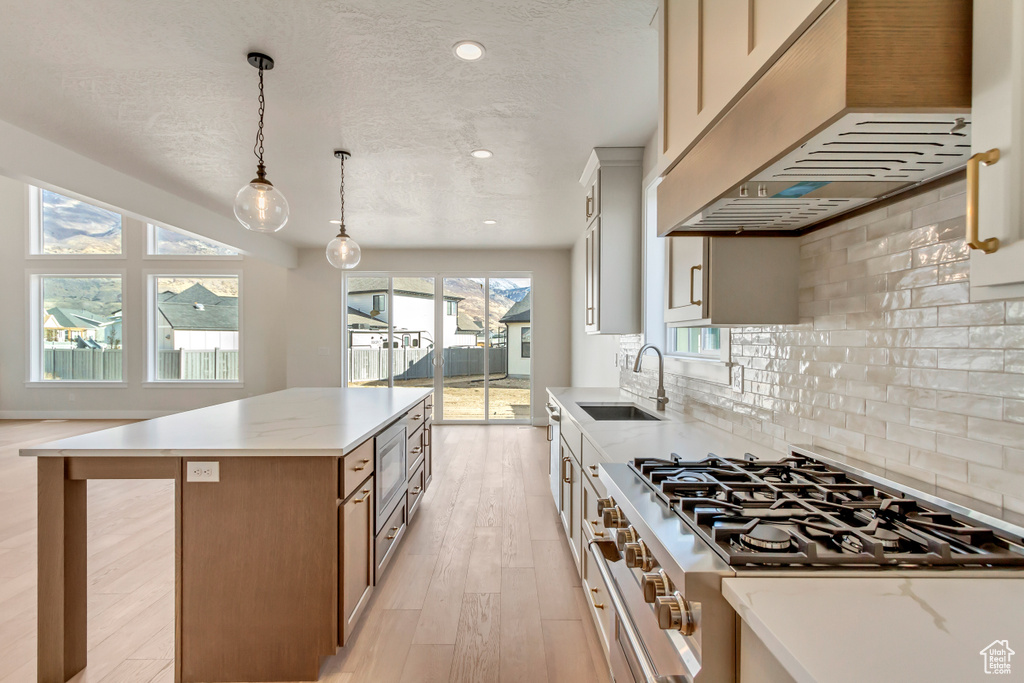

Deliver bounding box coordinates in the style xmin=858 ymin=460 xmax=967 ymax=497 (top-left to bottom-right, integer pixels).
xmin=144 ymin=271 xmax=244 ymax=386
xmin=640 ymin=170 xmax=733 ymax=386
xmin=26 ymin=185 xmax=127 ymax=260
xmin=521 ymin=326 xmax=531 ymax=359
xmin=145 ymin=222 xmax=242 ymax=261
xmin=372 ymin=293 xmax=387 ymax=314
xmin=27 ymin=270 xmax=128 ymax=387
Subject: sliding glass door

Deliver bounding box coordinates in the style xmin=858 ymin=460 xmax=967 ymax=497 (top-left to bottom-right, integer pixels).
xmin=344 ymin=273 xmax=532 ymax=424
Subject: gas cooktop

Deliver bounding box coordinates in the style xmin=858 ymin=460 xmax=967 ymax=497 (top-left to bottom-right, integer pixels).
xmin=630 ymin=453 xmax=1024 ymax=568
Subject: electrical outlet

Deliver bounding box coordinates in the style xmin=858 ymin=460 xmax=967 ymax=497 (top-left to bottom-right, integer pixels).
xmin=186 ymin=461 xmax=220 ymax=483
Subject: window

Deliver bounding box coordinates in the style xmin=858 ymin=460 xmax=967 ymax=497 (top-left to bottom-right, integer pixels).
xmin=35 ymin=188 xmax=122 ymax=255
xmin=37 ymin=276 xmax=123 ymax=381
xmin=669 ymin=327 xmax=721 ymax=357
xmin=521 ymin=326 xmax=531 ymax=359
xmin=372 ymin=294 xmax=387 ymax=314
xmin=149 ymin=223 xmax=238 ymax=256
xmin=402 ymin=334 xmax=411 ymax=347
xmin=152 ymin=276 xmax=240 ymax=381
xmin=445 ymin=300 xmax=458 ymax=316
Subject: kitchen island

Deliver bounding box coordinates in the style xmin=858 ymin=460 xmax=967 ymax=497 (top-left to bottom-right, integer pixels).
xmin=23 ymin=387 xmax=434 ymax=683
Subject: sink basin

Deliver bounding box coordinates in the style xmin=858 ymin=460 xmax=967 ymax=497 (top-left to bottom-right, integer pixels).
xmin=576 ymin=403 xmax=661 ymax=421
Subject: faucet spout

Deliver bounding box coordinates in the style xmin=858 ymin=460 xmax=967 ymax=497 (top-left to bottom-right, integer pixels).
xmin=633 ymin=344 xmax=668 ymax=411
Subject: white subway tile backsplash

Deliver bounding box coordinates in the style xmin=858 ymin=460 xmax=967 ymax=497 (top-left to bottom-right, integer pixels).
xmin=619 ymin=188 xmax=1024 ymax=513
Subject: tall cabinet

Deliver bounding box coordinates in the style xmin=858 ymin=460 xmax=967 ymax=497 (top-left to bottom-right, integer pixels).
xmin=579 ymin=147 xmax=643 ymax=335
xmin=970 ymin=1 xmax=1024 ymax=299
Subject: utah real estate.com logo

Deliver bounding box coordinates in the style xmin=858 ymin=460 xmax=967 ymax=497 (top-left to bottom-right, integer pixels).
xmin=980 ymin=640 xmax=1014 ymax=675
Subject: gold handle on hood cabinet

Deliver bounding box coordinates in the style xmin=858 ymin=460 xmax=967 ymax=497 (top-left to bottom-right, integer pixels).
xmin=689 ymin=264 xmax=702 ymax=307
xmin=966 ymin=149 xmax=1001 ymax=254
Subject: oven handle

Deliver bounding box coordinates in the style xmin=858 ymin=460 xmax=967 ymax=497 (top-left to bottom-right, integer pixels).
xmin=587 ymin=539 xmax=693 ymax=683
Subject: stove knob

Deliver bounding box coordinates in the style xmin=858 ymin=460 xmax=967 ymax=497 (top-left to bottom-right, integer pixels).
xmin=596 ymin=498 xmax=615 ymax=516
xmin=602 ymin=505 xmax=627 ymax=529
xmin=623 ymin=540 xmax=656 ymax=571
xmin=615 ymin=526 xmax=638 ymax=550
xmin=640 ymin=570 xmax=670 ymax=603
xmin=655 ymin=592 xmax=696 ymax=636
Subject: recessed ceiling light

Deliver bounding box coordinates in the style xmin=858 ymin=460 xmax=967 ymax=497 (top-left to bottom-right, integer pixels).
xmin=470 ymin=149 xmax=493 ymax=159
xmin=453 ymin=41 xmax=486 ymax=61
xmin=483 ymin=219 xmax=497 ymax=225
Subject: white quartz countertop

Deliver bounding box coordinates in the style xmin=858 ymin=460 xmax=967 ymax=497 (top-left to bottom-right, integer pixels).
xmin=22 ymin=387 xmax=431 ymax=457
xmin=547 ymin=387 xmax=779 ymax=463
xmin=724 ymin=576 xmax=1024 ymax=683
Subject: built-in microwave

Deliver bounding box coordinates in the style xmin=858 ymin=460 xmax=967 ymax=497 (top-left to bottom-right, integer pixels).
xmin=375 ymin=419 xmax=407 ymax=532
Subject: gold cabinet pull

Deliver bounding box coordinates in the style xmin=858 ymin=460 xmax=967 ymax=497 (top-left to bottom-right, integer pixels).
xmin=411 ymin=447 xmax=421 ymax=454
xmin=587 ymin=520 xmax=605 ymax=538
xmin=589 ymin=588 xmax=605 ymax=609
xmin=412 ymin=414 xmax=422 ymax=421
xmin=586 ymin=194 xmax=594 ymax=219
xmin=387 ymin=525 xmax=400 ymax=540
xmin=562 ymin=456 xmax=572 ymax=484
xmin=588 ymin=464 xmax=599 ymax=478
xmin=967 ymin=149 xmax=1001 ymax=254
xmin=352 ymin=458 xmax=371 ymax=471
xmin=353 ymin=489 xmax=371 ymax=504
xmin=689 ymin=264 xmax=702 ymax=306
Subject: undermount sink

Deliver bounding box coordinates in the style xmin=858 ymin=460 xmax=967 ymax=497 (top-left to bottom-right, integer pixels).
xmin=576 ymin=403 xmax=662 ymax=421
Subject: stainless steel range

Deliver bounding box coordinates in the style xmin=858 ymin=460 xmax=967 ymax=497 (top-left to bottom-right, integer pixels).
xmin=591 ymin=446 xmax=1024 ymax=683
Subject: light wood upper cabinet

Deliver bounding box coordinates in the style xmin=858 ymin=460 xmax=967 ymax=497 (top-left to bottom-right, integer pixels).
xmin=579 ymin=148 xmax=643 ymax=335
xmin=665 ymin=236 xmax=800 ymax=327
xmin=969 ymin=1 xmax=1024 ymax=298
xmin=660 ymin=0 xmax=830 ymax=167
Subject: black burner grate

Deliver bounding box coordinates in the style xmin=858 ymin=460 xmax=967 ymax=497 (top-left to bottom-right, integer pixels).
xmin=629 ymin=454 xmax=1024 ymax=568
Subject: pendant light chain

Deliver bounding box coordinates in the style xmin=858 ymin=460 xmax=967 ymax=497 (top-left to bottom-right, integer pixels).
xmin=337 ymin=153 xmax=349 ymax=236
xmin=253 ymin=66 xmax=266 ymax=172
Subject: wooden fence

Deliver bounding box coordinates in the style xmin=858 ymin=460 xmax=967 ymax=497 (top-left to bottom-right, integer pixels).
xmin=349 ymin=347 xmax=507 ymax=382
xmin=43 ymin=348 xmax=238 ymax=381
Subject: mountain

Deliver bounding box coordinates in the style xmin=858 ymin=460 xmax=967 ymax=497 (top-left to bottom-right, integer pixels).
xmin=41 ymin=190 xmax=122 ymax=254
xmin=488 ymin=278 xmax=531 ymax=303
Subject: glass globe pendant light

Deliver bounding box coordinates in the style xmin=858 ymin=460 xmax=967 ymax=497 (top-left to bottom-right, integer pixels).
xmin=234 ymin=52 xmax=289 ymax=233
xmin=326 ymin=150 xmax=362 ymax=269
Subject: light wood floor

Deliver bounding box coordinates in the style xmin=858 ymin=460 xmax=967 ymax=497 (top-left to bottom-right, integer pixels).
xmin=0 ymin=421 xmax=611 ymax=683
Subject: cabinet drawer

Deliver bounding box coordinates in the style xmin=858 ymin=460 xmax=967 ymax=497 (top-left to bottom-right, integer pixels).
xmin=340 ymin=439 xmax=375 ymax=500
xmin=405 ymin=400 xmax=426 ymax=432
xmin=407 ymin=425 xmax=424 ymax=477
xmin=407 ymin=460 xmax=425 ymax=520
xmin=582 ymin=538 xmax=613 ymax=652
xmin=374 ymin=498 xmax=407 ymax=582
xmin=581 ymin=436 xmax=607 ymax=498
xmin=561 ymin=414 xmax=583 ymax=465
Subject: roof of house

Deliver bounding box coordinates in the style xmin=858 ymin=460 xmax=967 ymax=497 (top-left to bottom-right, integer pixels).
xmin=347 ymin=306 xmax=387 ymax=328
xmin=159 ymin=283 xmax=237 ymax=306
xmin=346 ymin=277 xmax=460 ymax=301
xmin=456 ymin=312 xmax=484 ymax=334
xmin=159 ymin=302 xmax=238 ymax=331
xmin=499 ymin=293 xmax=531 ymax=324
xmin=45 ymin=307 xmax=107 ymax=329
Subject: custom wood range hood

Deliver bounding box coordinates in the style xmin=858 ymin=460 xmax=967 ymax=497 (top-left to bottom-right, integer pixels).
xmin=658 ymin=0 xmax=973 ymax=237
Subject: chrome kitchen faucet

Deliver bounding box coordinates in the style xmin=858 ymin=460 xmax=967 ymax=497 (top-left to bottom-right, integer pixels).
xmin=633 ymin=344 xmax=668 ymax=411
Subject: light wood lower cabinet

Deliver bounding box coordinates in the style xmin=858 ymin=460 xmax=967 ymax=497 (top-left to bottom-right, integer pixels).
xmin=339 ymin=479 xmax=373 ymax=646
xmin=375 ymin=498 xmax=407 ymax=582
xmin=407 ymin=460 xmax=425 ymax=519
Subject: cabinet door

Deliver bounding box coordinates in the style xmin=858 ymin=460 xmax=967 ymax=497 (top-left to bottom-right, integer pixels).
xmin=558 ymin=438 xmax=572 ymax=537
xmin=969 ymin=1 xmax=1024 ymax=295
xmin=340 ymin=482 xmax=373 ymax=645
xmin=568 ymin=457 xmax=583 ymax=574
xmin=665 ymin=236 xmax=708 ymax=323
xmin=584 ymin=221 xmax=601 ymax=333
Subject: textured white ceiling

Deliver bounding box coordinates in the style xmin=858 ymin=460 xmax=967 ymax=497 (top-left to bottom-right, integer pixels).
xmin=0 ymin=0 xmax=658 ymax=249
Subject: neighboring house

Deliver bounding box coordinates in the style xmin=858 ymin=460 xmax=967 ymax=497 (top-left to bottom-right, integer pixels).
xmin=43 ymin=307 xmax=106 ymax=346
xmin=157 ymin=283 xmax=238 ymax=351
xmin=499 ymin=293 xmax=531 ymax=378
xmin=347 ymin=278 xmax=479 ymax=348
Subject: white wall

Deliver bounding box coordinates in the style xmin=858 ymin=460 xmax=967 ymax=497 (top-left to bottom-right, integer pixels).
xmin=285 ymin=248 xmax=571 ymax=425
xmin=0 ymin=174 xmax=288 ymax=418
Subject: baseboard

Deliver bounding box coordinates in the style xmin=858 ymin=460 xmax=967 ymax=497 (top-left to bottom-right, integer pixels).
xmin=0 ymin=410 xmax=172 ymax=420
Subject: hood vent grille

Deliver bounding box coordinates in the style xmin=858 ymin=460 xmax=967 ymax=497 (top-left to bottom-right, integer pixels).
xmin=682 ymin=114 xmax=970 ymax=232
